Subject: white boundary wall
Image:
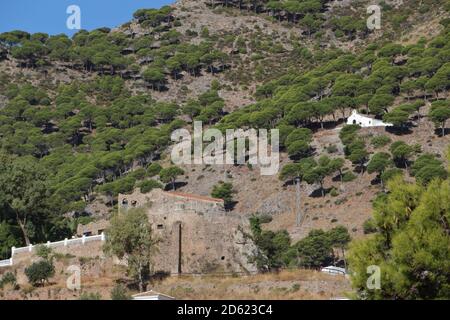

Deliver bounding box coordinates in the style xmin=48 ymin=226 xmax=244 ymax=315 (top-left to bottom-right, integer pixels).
xmin=0 ymin=233 xmax=105 ymax=268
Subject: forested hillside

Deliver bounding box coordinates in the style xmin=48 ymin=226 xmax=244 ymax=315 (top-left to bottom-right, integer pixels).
xmin=0 ymin=0 xmax=449 ymax=299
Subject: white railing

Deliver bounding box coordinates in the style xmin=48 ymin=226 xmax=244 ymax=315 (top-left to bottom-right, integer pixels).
xmin=0 ymin=233 xmax=105 ymax=268
xmin=0 ymin=258 xmax=13 ymax=267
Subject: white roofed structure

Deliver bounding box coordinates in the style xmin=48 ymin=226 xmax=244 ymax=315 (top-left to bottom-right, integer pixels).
xmin=132 ymin=290 xmax=175 ymax=300
xmin=347 ymin=110 xmax=393 ymax=127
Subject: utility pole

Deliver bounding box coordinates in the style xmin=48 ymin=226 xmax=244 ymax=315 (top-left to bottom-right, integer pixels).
xmin=178 ymin=223 xmax=182 ymax=274
xmin=295 ymin=177 xmax=301 ymax=227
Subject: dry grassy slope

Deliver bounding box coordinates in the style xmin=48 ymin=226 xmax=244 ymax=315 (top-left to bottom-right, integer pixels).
xmin=148 ymin=0 xmax=300 ymax=108
xmin=0 ymin=253 xmax=351 ymax=300
xmin=2 ymin=0 xmax=446 ymax=107
xmin=326 ymin=0 xmax=447 ymax=49
xmin=148 ymin=0 xmax=449 ymax=109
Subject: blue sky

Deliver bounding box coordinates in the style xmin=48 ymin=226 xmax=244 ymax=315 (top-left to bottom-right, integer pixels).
xmin=0 ymin=0 xmax=174 ymax=36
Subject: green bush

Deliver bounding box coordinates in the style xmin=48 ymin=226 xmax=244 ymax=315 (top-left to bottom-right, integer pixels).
xmin=79 ymin=292 xmax=101 ymax=300
xmin=249 ymin=216 xmax=351 ymax=271
xmin=201 ymin=26 xmax=210 ymax=38
xmin=419 ymin=4 xmax=430 ymax=14
xmin=326 ymin=144 xmax=338 ymax=154
xmin=371 ymin=135 xmax=392 ymax=148
xmin=0 ymin=272 xmax=17 ymax=289
xmin=25 ymin=260 xmax=55 ymax=286
xmin=295 ymin=230 xmax=334 ymax=268
xmin=381 ymin=168 xmax=404 ymax=184
xmin=128 ymin=168 xmax=146 ymax=180
xmin=211 ymin=182 xmax=234 ymax=209
xmin=342 ymin=172 xmax=357 ymax=182
xmin=363 ymin=218 xmax=377 ymax=234
xmin=35 ymin=245 xmax=53 ymax=260
xmin=110 ymin=284 xmax=132 ymax=300
xmin=330 ymin=188 xmax=339 ymax=197
xmin=147 ymin=163 xmax=163 ymax=177
xmin=138 ymin=179 xmax=163 ymax=193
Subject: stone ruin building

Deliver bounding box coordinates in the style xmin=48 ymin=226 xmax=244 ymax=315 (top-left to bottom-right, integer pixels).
xmin=80 ymin=188 xmax=257 ymax=275
xmin=117 ymin=188 xmax=257 ymax=275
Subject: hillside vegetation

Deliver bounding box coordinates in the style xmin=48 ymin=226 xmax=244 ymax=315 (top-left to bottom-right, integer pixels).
xmin=0 ymin=0 xmax=449 ymax=299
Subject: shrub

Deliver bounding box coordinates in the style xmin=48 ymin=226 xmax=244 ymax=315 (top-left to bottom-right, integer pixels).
xmin=330 ymin=188 xmax=339 ymax=197
xmin=78 ymin=256 xmax=93 ymax=265
xmin=25 ymin=260 xmax=55 ymax=286
xmin=295 ymin=230 xmax=334 ymax=268
xmin=110 ymin=284 xmax=132 ymax=300
xmin=138 ymin=179 xmax=163 ymax=193
xmin=342 ymin=172 xmax=357 ymax=182
xmin=128 ymin=168 xmax=146 ymax=180
xmin=326 ymin=144 xmax=338 ymax=154
xmin=371 ymin=135 xmax=391 ymax=148
xmin=75 ymin=216 xmax=95 ymax=226
xmin=52 ymin=252 xmax=75 ymax=262
xmin=211 ymin=182 xmax=234 ymax=209
xmin=185 ymin=29 xmax=198 ymax=37
xmin=363 ymin=218 xmax=377 ymax=234
xmin=411 ymin=154 xmax=447 ymax=184
xmin=35 ymin=245 xmax=53 ymax=260
xmin=147 ymin=163 xmax=162 ymax=177
xmin=0 ymin=272 xmax=17 ymax=289
xmin=381 ymin=168 xmax=403 ymax=184
xmin=79 ymin=292 xmax=101 ymax=300
xmin=201 ymin=26 xmax=210 ymax=38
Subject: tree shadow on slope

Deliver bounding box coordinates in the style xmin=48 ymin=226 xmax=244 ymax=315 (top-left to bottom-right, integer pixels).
xmin=164 ymin=181 xmax=188 ymax=191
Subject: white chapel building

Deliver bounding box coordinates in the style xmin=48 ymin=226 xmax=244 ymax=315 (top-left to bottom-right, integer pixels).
xmin=346 ymin=110 xmax=393 ymax=127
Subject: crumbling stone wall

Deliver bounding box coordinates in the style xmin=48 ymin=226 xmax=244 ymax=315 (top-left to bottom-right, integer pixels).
xmin=55 ymin=189 xmax=257 ymax=275
xmin=77 ymin=220 xmax=110 ymax=236
xmin=118 ymin=189 xmax=257 ymax=274
xmin=118 ymin=188 xmax=226 ymax=216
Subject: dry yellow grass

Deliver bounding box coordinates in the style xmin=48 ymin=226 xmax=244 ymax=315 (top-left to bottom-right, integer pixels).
xmin=1 ymin=265 xmax=351 ymax=300
xmin=151 ymin=269 xmax=352 ymax=300
xmin=1 ymin=254 xmax=351 ymax=300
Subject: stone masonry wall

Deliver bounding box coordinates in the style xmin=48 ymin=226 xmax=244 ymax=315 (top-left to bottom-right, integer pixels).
xmin=118 ymin=189 xmax=257 ymax=274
